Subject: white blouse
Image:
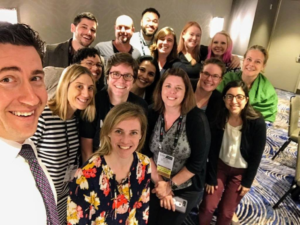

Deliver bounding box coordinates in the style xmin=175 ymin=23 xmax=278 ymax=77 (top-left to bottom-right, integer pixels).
xmin=219 ymin=123 xmax=248 ymax=168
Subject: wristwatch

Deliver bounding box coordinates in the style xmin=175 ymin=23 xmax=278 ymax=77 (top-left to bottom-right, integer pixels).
xmin=170 ymin=179 xmax=178 ymax=190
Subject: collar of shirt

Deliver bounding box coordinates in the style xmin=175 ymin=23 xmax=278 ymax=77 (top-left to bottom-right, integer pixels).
xmin=0 ymin=137 xmax=38 ymax=166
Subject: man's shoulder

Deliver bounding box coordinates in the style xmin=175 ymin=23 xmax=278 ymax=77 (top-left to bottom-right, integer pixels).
xmin=131 ymin=45 xmax=141 ymax=59
xmin=46 ymin=39 xmax=70 ymax=52
xmin=95 ymin=40 xmax=112 ymax=48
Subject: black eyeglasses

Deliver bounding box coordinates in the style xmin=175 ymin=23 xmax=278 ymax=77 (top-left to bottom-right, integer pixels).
xmin=200 ymin=71 xmax=222 ymax=81
xmin=224 ymin=94 xmax=246 ymax=101
xmin=109 ymin=71 xmax=134 ymax=81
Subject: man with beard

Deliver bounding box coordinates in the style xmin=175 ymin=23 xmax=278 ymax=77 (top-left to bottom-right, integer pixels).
xmin=43 ymin=12 xmax=98 ymax=67
xmin=95 ymin=15 xmax=140 ymax=61
xmin=130 ymin=8 xmax=160 ymax=56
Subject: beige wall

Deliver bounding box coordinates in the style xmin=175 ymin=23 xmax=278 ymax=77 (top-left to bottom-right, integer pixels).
xmin=226 ymin=0 xmax=258 ymax=56
xmin=0 ymin=0 xmax=233 ymax=46
xmin=248 ymin=0 xmax=279 ymax=49
xmin=265 ymin=0 xmax=300 ymax=92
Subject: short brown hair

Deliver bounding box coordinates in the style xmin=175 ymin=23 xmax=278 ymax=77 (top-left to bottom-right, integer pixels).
xmin=105 ymin=52 xmax=138 ymax=82
xmin=94 ymin=102 xmax=147 ymax=156
xmin=202 ymin=58 xmax=226 ymax=77
xmin=153 ymin=68 xmax=196 ymax=115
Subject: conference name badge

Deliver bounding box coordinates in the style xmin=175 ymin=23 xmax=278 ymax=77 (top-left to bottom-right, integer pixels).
xmin=63 ymin=165 xmax=78 ymax=182
xmin=157 ymin=152 xmax=174 ymax=179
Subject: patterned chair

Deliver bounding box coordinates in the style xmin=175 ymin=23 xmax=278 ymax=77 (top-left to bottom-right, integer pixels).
xmin=273 ymin=134 xmax=300 ymax=208
xmin=272 ymin=96 xmax=300 ymax=160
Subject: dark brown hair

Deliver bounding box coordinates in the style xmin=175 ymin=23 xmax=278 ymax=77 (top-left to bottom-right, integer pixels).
xmin=218 ymin=80 xmax=262 ymax=131
xmin=153 ymin=67 xmax=196 ymax=115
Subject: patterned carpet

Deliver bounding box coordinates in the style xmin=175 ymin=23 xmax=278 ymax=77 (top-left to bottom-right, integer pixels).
xmin=184 ymin=89 xmax=300 ymax=225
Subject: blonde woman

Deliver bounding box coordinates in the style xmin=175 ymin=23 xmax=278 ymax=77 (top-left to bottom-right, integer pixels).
xmin=150 ymin=27 xmax=184 ymax=75
xmin=67 ymin=102 xmax=151 ymax=225
xmin=31 ymin=64 xmax=96 ymax=224
xmin=177 ymin=21 xmax=203 ymax=79
xmin=206 ymin=31 xmax=240 ymax=73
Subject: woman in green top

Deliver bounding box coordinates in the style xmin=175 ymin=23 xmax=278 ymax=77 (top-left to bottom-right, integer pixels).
xmin=217 ymin=45 xmax=278 ymax=122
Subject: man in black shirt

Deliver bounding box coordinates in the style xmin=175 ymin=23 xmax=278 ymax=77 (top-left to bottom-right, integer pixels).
xmin=79 ymin=53 xmax=148 ymax=163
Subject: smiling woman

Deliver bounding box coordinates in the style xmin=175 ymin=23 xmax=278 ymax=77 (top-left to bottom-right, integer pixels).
xmin=199 ymin=80 xmax=266 ymax=225
xmin=150 ymin=27 xmax=184 ymax=76
xmin=31 ymin=64 xmax=96 ymax=225
xmin=143 ymin=68 xmax=211 ymax=225
xmin=130 ymin=55 xmax=160 ymax=104
xmin=67 ymin=102 xmax=151 ymax=225
xmin=217 ymin=45 xmax=278 ymax=122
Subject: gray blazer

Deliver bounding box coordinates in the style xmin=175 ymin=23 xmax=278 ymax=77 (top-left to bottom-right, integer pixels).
xmin=43 ymin=39 xmax=70 ymax=68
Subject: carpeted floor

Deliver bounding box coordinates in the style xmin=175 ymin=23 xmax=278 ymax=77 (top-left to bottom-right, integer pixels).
xmin=184 ymin=89 xmax=300 ymax=225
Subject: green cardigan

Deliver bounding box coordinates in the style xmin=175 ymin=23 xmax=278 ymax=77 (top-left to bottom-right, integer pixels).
xmin=217 ymin=71 xmax=278 ymax=122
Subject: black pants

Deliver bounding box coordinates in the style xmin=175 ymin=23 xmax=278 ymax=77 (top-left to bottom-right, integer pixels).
xmin=148 ymin=186 xmax=203 ymax=225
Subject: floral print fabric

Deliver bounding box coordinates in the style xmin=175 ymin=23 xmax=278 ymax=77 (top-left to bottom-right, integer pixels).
xmin=67 ymin=152 xmax=151 ymax=225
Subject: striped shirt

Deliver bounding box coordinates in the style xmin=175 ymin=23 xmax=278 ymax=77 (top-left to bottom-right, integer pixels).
xmin=31 ymin=106 xmax=79 ymax=225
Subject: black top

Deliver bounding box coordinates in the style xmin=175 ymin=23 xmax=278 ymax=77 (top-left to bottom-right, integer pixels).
xmin=178 ymin=52 xmax=202 ymax=79
xmin=160 ymin=59 xmax=186 ymax=76
xmin=143 ymin=106 xmax=211 ymax=192
xmin=199 ymin=45 xmax=209 ymax=62
xmin=206 ymin=117 xmax=266 ymax=188
xmin=191 ymin=81 xmax=223 ymax=126
xmin=177 ymin=45 xmax=208 ymax=81
xmin=79 ymin=87 xmax=148 ymax=151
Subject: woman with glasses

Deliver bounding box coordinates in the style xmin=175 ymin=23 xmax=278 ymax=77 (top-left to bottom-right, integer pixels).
xmin=199 ymin=80 xmax=266 ymax=225
xmin=194 ymin=58 xmax=226 ymax=124
xmin=150 ymin=27 xmax=184 ymax=76
xmin=143 ymin=68 xmax=210 ymax=225
xmin=217 ymin=45 xmax=278 ymax=122
xmin=206 ymin=31 xmax=240 ymax=73
xmin=131 ymin=55 xmax=160 ymax=104
xmin=79 ymin=53 xmax=148 ymax=163
xmin=73 ymin=47 xmax=105 ymax=91
xmin=31 ymin=64 xmax=96 ymax=225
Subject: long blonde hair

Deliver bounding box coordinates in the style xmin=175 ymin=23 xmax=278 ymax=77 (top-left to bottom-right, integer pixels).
xmin=177 ymin=21 xmax=202 ymax=65
xmin=48 ymin=64 xmax=96 ymax=121
xmin=94 ymin=102 xmax=147 ymax=156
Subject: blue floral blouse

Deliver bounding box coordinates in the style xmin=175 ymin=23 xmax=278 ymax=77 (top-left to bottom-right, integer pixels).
xmin=67 ymin=152 xmax=151 ymax=225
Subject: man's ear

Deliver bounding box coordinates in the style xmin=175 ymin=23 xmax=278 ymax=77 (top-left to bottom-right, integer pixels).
xmin=71 ymin=23 xmax=76 ymax=33
xmin=132 ymin=26 xmax=135 ymax=33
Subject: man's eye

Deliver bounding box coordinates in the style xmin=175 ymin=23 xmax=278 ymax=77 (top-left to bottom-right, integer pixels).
xmin=31 ymin=76 xmax=43 ymax=81
xmin=0 ymin=77 xmax=14 ymax=83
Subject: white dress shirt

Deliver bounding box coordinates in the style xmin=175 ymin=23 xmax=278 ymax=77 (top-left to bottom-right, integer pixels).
xmin=219 ymin=123 xmax=248 ymax=168
xmin=0 ymin=137 xmax=57 ymax=225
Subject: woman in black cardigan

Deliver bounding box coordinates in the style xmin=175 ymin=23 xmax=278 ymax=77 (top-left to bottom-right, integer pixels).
xmin=143 ymin=68 xmax=211 ymax=225
xmin=193 ymin=58 xmax=226 ymax=125
xmin=199 ymin=80 xmax=266 ymax=225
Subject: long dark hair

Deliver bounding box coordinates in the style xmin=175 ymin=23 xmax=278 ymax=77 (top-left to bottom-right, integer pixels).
xmin=218 ymin=80 xmax=261 ymax=131
xmin=137 ymin=55 xmax=160 ymax=104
